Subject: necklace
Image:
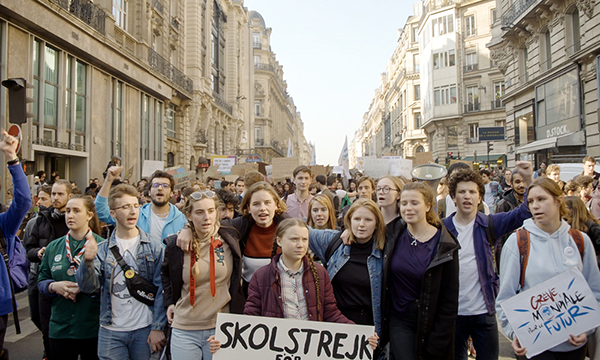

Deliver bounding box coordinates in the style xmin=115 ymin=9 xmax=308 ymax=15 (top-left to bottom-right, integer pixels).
xmin=407 ymin=230 xmax=419 ymax=246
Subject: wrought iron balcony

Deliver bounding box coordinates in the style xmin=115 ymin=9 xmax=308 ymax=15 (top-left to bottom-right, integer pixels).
xmin=491 ymin=99 xmax=504 ymax=109
xmin=464 ymin=63 xmax=479 ymax=73
xmin=53 ymin=0 xmax=106 ymax=35
xmin=501 ymin=0 xmax=538 ymax=25
xmin=255 ymin=63 xmax=273 ymax=72
xmin=153 ymin=0 xmax=164 ymax=14
xmin=212 ymin=91 xmax=233 ymax=116
xmin=147 ymin=48 xmax=193 ymax=95
xmin=464 ymin=101 xmax=480 ymax=113
xmin=255 ymin=138 xmax=264 ymax=146
xmin=253 ymin=42 xmax=262 ymax=49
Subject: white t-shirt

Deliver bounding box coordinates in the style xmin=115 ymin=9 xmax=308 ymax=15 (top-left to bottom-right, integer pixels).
xmin=150 ymin=211 xmax=168 ymax=243
xmin=452 ymin=217 xmax=488 ymax=316
xmin=102 ymin=235 xmax=153 ymax=332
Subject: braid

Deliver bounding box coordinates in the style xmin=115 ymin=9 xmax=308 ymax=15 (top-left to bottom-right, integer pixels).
xmin=271 ymin=237 xmax=280 ymax=258
xmin=308 ymin=254 xmax=322 ymax=321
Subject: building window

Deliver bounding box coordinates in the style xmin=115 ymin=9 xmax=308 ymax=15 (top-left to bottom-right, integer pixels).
xmin=465 ymin=52 xmax=477 ymax=72
xmin=254 ymin=55 xmax=260 ymax=66
xmin=140 ymin=94 xmax=163 ymax=161
xmin=493 ymin=81 xmax=505 ymax=108
xmin=465 ymin=86 xmax=479 ymax=112
xmin=447 ymin=125 xmax=458 ymax=148
xmin=434 ymin=84 xmax=456 ymax=106
xmin=65 ymin=57 xmax=87 ymax=149
xmin=253 ymin=33 xmax=260 ymax=47
xmin=166 ymin=104 xmax=176 ymax=138
xmin=211 ymin=1 xmax=226 ymax=94
xmin=113 ymin=0 xmax=128 ymax=30
xmin=412 ymin=27 xmax=418 ymax=42
xmin=414 ymin=85 xmax=420 ymax=101
xmin=254 ymin=126 xmax=262 ymax=145
xmin=433 ymin=53 xmax=439 ymax=69
xmin=414 ymin=112 xmax=422 ymax=129
xmin=515 ymin=106 xmax=535 ymax=146
xmin=167 ymin=152 xmax=175 ymax=167
xmin=413 ymin=54 xmax=420 ymax=73
xmin=567 ymin=8 xmax=581 ymax=54
xmin=416 ymin=145 xmax=425 ymax=153
xmin=465 ymin=15 xmax=476 ymax=36
xmin=541 ymin=29 xmax=552 ymax=71
xmin=535 ymin=68 xmax=580 ymax=129
xmin=432 ymin=14 xmax=454 ymax=37
xmin=519 ymin=46 xmax=529 ymax=82
xmin=469 ymin=123 xmax=479 ymax=142
xmin=111 ymin=80 xmax=123 ymax=157
xmin=254 ymin=101 xmax=261 ymax=117
xmin=491 ymin=9 xmax=497 ymax=24
xmin=449 ymin=50 xmax=455 ymax=66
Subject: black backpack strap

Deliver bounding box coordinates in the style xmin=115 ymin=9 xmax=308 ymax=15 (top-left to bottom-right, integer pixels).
xmin=0 ymin=226 xmax=21 ymax=334
xmin=324 ymin=232 xmax=343 ymax=266
xmin=110 ymin=245 xmax=132 ymax=272
xmin=485 ymin=215 xmax=497 ymax=247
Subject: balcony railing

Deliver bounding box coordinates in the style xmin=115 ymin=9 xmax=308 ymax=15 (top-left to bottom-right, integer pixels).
xmin=492 ymin=99 xmax=504 ymax=109
xmin=212 ymin=91 xmax=233 ymax=116
xmin=501 ymin=0 xmax=538 ymax=25
xmin=255 ymin=139 xmax=264 ymax=146
xmin=153 ymin=0 xmax=164 ymax=14
xmin=148 ymin=48 xmax=193 ymax=95
xmin=53 ymin=0 xmax=106 ymax=35
xmin=255 ymin=63 xmax=273 ymax=72
xmin=171 ymin=16 xmax=181 ymax=31
xmin=464 ymin=63 xmax=479 ymax=73
xmin=253 ymin=42 xmax=262 ymax=49
xmin=464 ymin=102 xmax=480 ymax=113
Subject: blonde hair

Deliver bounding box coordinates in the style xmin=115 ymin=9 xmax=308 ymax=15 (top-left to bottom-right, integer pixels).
xmin=240 ymin=181 xmax=287 ymax=218
xmin=545 ymin=164 xmax=560 ymax=175
xmin=564 ymin=196 xmax=600 ymax=232
xmin=528 ymin=177 xmax=569 ymax=222
xmin=307 ymin=194 xmax=336 ymax=230
xmin=401 ymin=182 xmax=441 ymax=227
xmin=343 ymin=198 xmax=386 ymax=250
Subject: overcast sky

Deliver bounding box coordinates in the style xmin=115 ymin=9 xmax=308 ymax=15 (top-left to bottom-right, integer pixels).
xmin=244 ymin=0 xmax=415 ymax=166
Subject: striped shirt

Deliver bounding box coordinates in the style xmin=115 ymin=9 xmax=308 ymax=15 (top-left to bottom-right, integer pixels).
xmin=277 ymin=258 xmax=308 ymax=320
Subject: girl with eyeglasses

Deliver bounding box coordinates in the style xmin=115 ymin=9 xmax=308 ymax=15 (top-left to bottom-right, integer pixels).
xmin=37 ymin=195 xmax=105 ymax=360
xmin=376 ymin=176 xmax=406 ymax=225
xmin=162 ymin=190 xmax=245 ymax=359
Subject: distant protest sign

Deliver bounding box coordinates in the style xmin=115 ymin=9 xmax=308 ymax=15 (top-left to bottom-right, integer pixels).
xmin=165 ymin=166 xmax=192 ymax=190
xmin=388 ymin=158 xmax=413 ymax=178
xmin=214 ymin=313 xmax=374 ymax=360
xmin=361 ymin=158 xmax=390 ymax=178
xmin=231 ymin=163 xmax=259 ymax=176
xmin=500 ymin=267 xmax=600 ymax=358
xmin=356 ymin=157 xmax=376 ymax=171
xmin=141 ymin=160 xmax=164 ymax=178
xmin=212 ymin=156 xmax=238 ymax=175
xmin=310 ymin=165 xmax=327 ymax=178
xmin=272 ymin=157 xmax=298 ymax=180
xmin=413 ymin=152 xmax=434 ymax=166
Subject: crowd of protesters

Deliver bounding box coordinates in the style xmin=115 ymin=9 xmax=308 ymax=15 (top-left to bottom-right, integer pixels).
xmin=0 ymin=153 xmax=598 ymax=360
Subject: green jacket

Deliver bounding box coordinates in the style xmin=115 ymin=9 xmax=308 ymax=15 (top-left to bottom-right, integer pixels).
xmin=38 ymin=233 xmax=105 ymax=339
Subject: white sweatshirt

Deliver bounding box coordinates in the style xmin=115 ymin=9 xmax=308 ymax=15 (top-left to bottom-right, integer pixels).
xmin=496 ymin=219 xmax=600 ymax=353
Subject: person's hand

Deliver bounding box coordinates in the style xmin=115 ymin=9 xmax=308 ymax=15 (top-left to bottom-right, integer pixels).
xmin=167 ymin=304 xmax=175 ymax=324
xmin=208 ymin=335 xmax=221 ymax=354
xmin=105 ymin=166 xmax=123 ymax=183
xmin=177 ymin=227 xmax=193 ymax=252
xmin=568 ymin=333 xmax=587 ymax=347
xmin=37 ymin=247 xmax=46 ymax=260
xmin=368 ymin=333 xmax=379 ymax=350
xmin=340 ymin=229 xmax=350 ymax=245
xmin=515 ymin=161 xmax=534 ymax=185
xmin=0 ymin=129 xmax=18 ymax=160
xmin=84 ymin=238 xmax=97 ymax=262
xmin=147 ymin=329 xmax=166 ymax=353
xmin=511 ymin=336 xmax=527 ymax=357
xmin=52 ymin=281 xmax=80 ymax=301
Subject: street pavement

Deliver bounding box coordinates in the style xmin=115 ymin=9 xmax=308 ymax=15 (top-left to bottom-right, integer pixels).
xmin=3 ymin=291 xmax=516 ymax=360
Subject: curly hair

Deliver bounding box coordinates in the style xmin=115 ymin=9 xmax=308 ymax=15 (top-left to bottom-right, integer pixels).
xmin=448 ymin=168 xmax=486 ymax=200
xmin=240 ymin=181 xmax=287 ymax=218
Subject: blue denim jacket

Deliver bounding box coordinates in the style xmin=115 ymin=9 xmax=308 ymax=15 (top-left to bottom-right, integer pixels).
xmin=308 ymin=228 xmax=383 ymax=336
xmin=75 ymin=228 xmax=167 ymax=331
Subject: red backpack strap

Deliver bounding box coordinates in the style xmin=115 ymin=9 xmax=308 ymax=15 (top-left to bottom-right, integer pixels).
xmin=568 ymin=229 xmax=585 ymax=260
xmin=516 ymin=228 xmax=530 ymax=289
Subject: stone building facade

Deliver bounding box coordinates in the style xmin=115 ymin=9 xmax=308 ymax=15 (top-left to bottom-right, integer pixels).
xmin=488 ymin=0 xmax=600 ymax=168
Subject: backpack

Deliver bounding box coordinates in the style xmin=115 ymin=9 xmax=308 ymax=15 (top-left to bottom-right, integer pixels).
xmin=516 ymin=228 xmax=585 ymax=288
xmin=0 ymin=226 xmax=29 ymax=334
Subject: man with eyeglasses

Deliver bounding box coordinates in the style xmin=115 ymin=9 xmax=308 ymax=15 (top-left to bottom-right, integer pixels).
xmin=95 ymin=166 xmax=187 ymax=243
xmin=77 ymin=184 xmax=167 ymax=359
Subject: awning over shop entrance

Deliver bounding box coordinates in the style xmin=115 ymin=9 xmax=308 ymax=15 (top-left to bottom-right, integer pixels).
xmin=515 ymin=131 xmax=584 ymax=154
xmin=462 ymin=155 xmax=502 ymax=162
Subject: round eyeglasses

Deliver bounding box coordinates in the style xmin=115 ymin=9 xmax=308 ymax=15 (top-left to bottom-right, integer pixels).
xmin=375 ymin=187 xmax=399 ymax=194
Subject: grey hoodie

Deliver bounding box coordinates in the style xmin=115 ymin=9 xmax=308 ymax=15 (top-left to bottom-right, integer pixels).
xmin=496 ymin=218 xmax=600 ymax=353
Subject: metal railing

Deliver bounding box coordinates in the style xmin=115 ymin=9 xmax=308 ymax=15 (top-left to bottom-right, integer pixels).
xmin=253 ymin=42 xmax=262 ymax=49
xmin=148 ymin=48 xmax=193 ymax=94
xmin=464 ymin=102 xmax=480 ymax=112
xmin=254 ymin=63 xmax=273 ymax=72
xmin=255 ymin=139 xmax=264 ymax=146
xmin=492 ymin=99 xmax=504 ymax=109
xmin=212 ymin=91 xmax=233 ymax=115
xmin=153 ymin=0 xmax=164 ymax=14
xmin=53 ymin=0 xmax=106 ymax=35
xmin=464 ymin=63 xmax=479 ymax=72
xmin=501 ymin=0 xmax=538 ymax=25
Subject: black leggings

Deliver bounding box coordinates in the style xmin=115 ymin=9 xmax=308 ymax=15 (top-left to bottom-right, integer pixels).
xmin=48 ymin=337 xmax=98 ymax=360
xmin=389 ymin=301 xmax=419 ymax=360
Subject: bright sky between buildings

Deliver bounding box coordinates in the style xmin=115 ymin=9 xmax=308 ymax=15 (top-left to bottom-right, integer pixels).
xmin=245 ymin=0 xmax=414 ymax=165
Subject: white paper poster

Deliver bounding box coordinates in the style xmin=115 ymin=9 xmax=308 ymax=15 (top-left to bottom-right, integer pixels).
xmin=213 ymin=313 xmax=374 ymax=360
xmin=499 ymin=267 xmax=600 ymax=358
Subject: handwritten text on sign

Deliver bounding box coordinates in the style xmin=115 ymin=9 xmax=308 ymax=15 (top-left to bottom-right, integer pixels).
xmin=500 ymin=267 xmax=600 ymax=358
xmin=214 ymin=313 xmax=374 ymax=360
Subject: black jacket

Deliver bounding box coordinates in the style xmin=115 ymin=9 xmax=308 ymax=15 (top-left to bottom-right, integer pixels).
xmin=380 ymin=218 xmax=460 ymax=360
xmin=495 ymin=189 xmax=522 ymax=214
xmin=161 ymin=225 xmax=246 ymax=314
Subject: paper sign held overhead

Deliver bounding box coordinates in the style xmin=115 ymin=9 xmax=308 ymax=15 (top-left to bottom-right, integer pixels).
xmin=211 ymin=156 xmax=237 ymax=175
xmin=388 ymin=158 xmax=413 ymax=178
xmin=360 ymin=158 xmax=390 ymax=178
xmin=271 ymin=157 xmax=299 ymax=180
xmin=413 ymin=152 xmax=434 ymax=166
xmin=141 ymin=160 xmax=164 ymax=178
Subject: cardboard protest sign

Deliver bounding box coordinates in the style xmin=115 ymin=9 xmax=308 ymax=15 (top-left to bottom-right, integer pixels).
xmin=231 ymin=163 xmax=259 ymax=176
xmin=449 ymin=159 xmax=473 ymax=167
xmin=388 ymin=158 xmax=413 ymax=178
xmin=310 ymin=165 xmax=327 ymax=178
xmin=500 ymin=267 xmax=600 ymax=358
xmin=165 ymin=166 xmax=192 ymax=190
xmin=361 ymin=158 xmax=390 ymax=178
xmin=214 ymin=313 xmax=374 ymax=360
xmin=212 ymin=155 xmax=238 ymax=175
xmin=205 ymin=166 xmax=220 ymax=178
xmin=272 ymin=157 xmax=299 ymax=180
xmin=413 ymin=152 xmax=434 ymax=166
xmin=141 ymin=160 xmax=164 ymax=178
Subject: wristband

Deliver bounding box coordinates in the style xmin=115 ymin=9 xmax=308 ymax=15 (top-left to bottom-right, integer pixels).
xmin=6 ymin=157 xmax=19 ymax=166
xmin=49 ymin=282 xmax=54 ymax=294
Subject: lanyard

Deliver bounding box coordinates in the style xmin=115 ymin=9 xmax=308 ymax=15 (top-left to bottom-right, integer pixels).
xmin=65 ymin=229 xmax=93 ymax=274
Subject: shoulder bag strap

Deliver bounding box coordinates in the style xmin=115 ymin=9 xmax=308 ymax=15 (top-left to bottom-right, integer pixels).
xmin=568 ymin=229 xmax=585 ymax=260
xmin=517 ymin=228 xmax=530 ymax=289
xmin=110 ymin=245 xmax=132 ymax=272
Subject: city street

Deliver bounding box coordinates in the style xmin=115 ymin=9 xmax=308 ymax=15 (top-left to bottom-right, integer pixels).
xmin=3 ymin=289 xmax=517 ymax=360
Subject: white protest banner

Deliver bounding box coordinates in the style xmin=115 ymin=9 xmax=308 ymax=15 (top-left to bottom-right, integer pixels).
xmin=500 ymin=267 xmax=600 ymax=358
xmin=361 ymin=158 xmax=390 ymax=178
xmin=214 ymin=313 xmax=374 ymax=360
xmin=332 ymin=166 xmax=344 ymax=174
xmin=356 ymin=157 xmax=375 ymax=171
xmin=388 ymin=158 xmax=413 ymax=178
xmin=212 ymin=156 xmax=238 ymax=175
xmin=142 ymin=160 xmax=164 ymax=178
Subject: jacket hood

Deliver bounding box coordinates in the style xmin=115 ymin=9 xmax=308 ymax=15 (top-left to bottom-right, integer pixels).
xmin=522 ymin=218 xmax=571 ymax=240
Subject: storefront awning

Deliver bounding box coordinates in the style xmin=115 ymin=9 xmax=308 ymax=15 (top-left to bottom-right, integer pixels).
xmin=462 ymin=155 xmax=502 ymax=162
xmin=515 ymin=131 xmax=584 ymax=154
